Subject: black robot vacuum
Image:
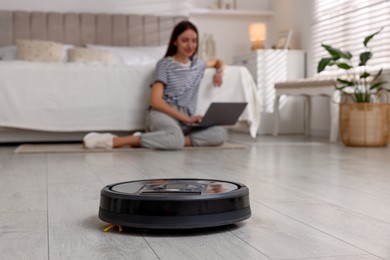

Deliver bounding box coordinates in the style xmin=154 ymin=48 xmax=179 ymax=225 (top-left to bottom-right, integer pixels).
xmin=99 ymin=178 xmax=251 ymax=229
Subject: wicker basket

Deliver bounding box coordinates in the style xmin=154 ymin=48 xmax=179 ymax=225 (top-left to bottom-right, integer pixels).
xmin=339 ymin=103 xmax=388 ymax=147
xmin=388 ymin=104 xmax=390 ymax=144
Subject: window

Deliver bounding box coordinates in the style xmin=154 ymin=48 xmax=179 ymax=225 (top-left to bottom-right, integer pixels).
xmin=312 ymin=0 xmax=390 ymax=75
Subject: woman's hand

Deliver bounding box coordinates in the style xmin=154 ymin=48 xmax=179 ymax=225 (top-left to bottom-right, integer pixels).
xmin=186 ymin=115 xmax=203 ymax=124
xmin=213 ymin=71 xmax=223 ymax=87
xmin=207 ymin=59 xmax=224 ymax=87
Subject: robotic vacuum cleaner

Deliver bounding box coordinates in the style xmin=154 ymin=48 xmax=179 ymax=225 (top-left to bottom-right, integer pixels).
xmin=99 ymin=178 xmax=251 ymax=229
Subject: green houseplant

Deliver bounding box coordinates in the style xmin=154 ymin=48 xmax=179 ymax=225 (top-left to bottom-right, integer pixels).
xmin=317 ymin=28 xmax=389 ymax=102
xmin=317 ymin=28 xmax=390 ymax=146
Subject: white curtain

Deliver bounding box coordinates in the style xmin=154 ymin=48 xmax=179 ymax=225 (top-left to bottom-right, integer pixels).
xmin=312 ymin=0 xmax=390 ymax=74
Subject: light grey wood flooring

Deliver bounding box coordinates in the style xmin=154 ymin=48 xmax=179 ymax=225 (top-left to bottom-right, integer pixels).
xmin=1 ymin=133 xmax=390 ymax=260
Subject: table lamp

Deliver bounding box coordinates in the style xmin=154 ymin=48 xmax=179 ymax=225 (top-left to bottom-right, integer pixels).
xmin=249 ymin=23 xmax=266 ymax=50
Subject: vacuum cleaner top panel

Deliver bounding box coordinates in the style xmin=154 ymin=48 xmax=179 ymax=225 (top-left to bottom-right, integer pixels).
xmin=110 ymin=179 xmax=239 ymax=197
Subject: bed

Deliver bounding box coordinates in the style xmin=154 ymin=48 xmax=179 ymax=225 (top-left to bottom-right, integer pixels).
xmin=0 ymin=11 xmax=260 ymax=143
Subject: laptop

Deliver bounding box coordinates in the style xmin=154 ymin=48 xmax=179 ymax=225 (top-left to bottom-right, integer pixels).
xmin=184 ymin=102 xmax=247 ymax=132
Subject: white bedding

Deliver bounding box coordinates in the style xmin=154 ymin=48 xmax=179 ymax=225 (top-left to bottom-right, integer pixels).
xmin=0 ymin=61 xmax=260 ymax=138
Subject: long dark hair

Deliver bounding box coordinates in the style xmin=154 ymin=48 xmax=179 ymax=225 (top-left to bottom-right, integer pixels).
xmin=164 ymin=21 xmax=199 ymax=59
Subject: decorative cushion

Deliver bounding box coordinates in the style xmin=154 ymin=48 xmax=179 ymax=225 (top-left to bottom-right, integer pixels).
xmin=16 ymin=40 xmax=65 ymax=63
xmin=67 ymin=47 xmax=113 ymax=64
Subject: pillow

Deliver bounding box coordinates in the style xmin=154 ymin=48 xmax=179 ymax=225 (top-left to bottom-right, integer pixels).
xmin=67 ymin=47 xmax=113 ymax=64
xmin=0 ymin=46 xmax=17 ymax=60
xmin=85 ymin=44 xmax=166 ymax=65
xmin=16 ymin=40 xmax=65 ymax=63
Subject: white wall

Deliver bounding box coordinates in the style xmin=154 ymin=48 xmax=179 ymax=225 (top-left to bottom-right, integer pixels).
xmin=189 ymin=0 xmax=272 ymax=64
xmin=0 ymin=0 xmax=190 ymax=15
xmin=190 ymin=15 xmax=271 ymax=64
xmin=268 ymin=0 xmax=313 ymax=68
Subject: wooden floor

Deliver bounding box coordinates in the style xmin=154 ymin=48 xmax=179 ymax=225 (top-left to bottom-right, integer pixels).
xmin=1 ymin=133 xmax=390 ymax=260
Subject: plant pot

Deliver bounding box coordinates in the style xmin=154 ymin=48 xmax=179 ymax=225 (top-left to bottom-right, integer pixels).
xmin=339 ymin=103 xmax=388 ymax=147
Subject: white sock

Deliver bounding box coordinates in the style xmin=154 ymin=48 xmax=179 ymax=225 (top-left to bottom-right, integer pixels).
xmin=83 ymin=132 xmax=117 ymax=149
xmin=132 ymin=131 xmax=143 ymax=137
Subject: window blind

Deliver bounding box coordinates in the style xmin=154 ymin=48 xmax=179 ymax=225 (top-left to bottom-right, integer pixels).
xmin=312 ymin=0 xmax=390 ymax=75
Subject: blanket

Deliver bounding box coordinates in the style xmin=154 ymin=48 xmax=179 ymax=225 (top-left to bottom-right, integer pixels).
xmin=0 ymin=62 xmax=260 ymax=137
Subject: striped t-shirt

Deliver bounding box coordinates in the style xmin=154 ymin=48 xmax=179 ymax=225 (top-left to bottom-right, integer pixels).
xmin=152 ymin=56 xmax=207 ymax=116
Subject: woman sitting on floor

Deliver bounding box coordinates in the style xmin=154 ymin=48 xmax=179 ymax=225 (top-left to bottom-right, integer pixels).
xmin=83 ymin=21 xmax=227 ymax=150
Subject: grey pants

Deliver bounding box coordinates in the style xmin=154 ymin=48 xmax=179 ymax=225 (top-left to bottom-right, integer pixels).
xmin=140 ymin=109 xmax=227 ymax=150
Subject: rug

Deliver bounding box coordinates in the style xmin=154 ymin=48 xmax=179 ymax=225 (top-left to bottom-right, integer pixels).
xmin=14 ymin=142 xmax=247 ymax=154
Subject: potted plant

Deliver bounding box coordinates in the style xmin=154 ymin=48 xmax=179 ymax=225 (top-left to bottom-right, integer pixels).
xmin=317 ymin=28 xmax=390 ymax=147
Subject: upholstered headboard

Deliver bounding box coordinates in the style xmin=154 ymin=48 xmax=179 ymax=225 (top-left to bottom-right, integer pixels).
xmin=0 ymin=11 xmax=186 ymax=47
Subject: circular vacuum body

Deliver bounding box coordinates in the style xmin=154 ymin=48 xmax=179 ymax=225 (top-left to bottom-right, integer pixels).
xmin=99 ymin=178 xmax=251 ymax=229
